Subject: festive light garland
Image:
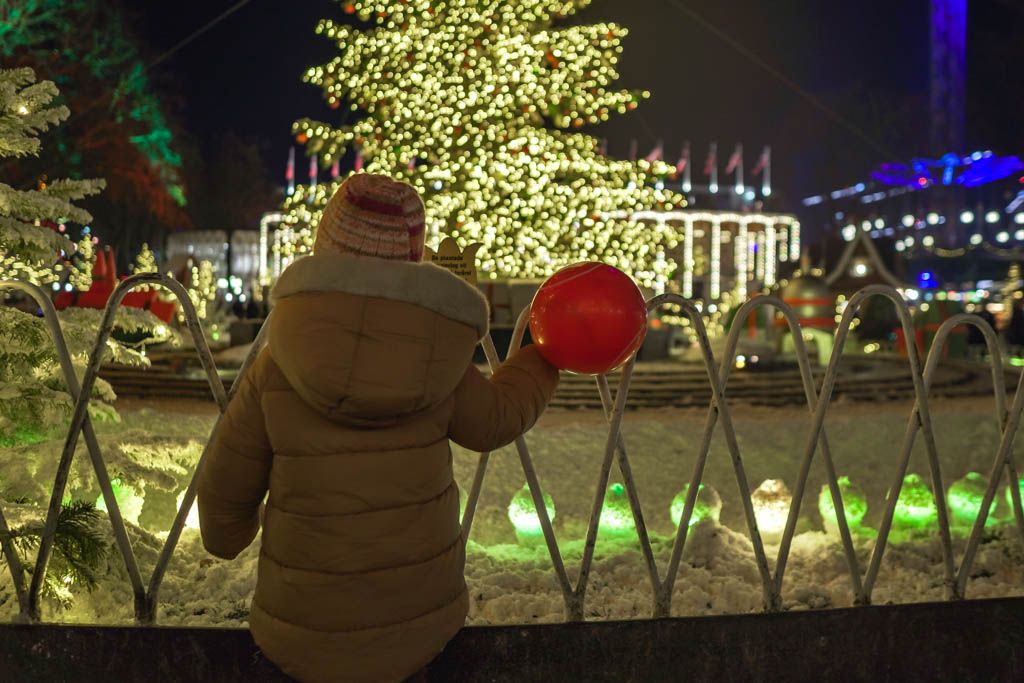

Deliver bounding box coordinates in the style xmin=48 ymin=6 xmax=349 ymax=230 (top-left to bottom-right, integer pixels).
xmin=282 ymin=0 xmax=684 ymax=288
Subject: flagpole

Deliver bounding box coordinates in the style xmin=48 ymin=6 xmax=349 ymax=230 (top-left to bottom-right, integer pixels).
xmin=735 ymin=143 xmax=745 ymax=195
xmin=286 ymin=147 xmax=295 ymax=196
xmin=682 ymin=141 xmax=692 ymax=192
xmin=709 ymin=142 xmax=719 ymax=193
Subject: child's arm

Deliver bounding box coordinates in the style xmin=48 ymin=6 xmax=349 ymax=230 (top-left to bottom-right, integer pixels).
xmin=197 ymin=353 xmax=273 ymax=560
xmin=448 ymin=344 xmax=559 ymax=452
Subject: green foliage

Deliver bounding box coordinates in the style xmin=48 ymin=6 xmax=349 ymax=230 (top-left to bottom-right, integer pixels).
xmin=0 ymin=67 xmax=104 ymax=285
xmin=1 ymin=67 xmax=173 ymax=445
xmin=4 ymin=500 xmax=109 ymax=608
xmin=0 ymin=0 xmax=185 ymax=205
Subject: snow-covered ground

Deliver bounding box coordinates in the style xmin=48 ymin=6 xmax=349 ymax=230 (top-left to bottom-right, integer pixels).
xmin=2 ymin=393 xmax=1024 ymax=627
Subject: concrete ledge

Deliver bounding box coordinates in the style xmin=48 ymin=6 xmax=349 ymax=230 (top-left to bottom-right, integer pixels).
xmin=2 ymin=597 xmax=1023 ymax=682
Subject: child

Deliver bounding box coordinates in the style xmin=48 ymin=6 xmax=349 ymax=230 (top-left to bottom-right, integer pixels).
xmin=198 ymin=173 xmax=559 ymax=682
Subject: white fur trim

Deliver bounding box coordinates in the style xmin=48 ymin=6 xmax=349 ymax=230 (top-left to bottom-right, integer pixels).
xmin=271 ymin=253 xmax=490 ymax=338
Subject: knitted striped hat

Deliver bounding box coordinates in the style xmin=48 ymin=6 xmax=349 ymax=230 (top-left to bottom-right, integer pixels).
xmin=313 ymin=173 xmax=426 ymax=261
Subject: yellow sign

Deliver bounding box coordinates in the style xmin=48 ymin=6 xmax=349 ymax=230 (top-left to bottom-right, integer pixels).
xmin=426 ymin=237 xmax=481 ymax=285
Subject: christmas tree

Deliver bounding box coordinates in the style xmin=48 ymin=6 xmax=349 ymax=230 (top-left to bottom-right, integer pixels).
xmin=131 ymin=243 xmax=158 ymax=276
xmin=283 ymin=0 xmax=683 ymax=287
xmin=0 ymin=67 xmax=105 ymax=285
xmin=0 ymin=67 xmax=162 ymax=445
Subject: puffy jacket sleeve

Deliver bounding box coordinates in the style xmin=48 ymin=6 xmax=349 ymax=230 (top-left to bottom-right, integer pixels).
xmin=448 ymin=344 xmax=559 ymax=452
xmin=198 ymin=352 xmax=273 ymax=560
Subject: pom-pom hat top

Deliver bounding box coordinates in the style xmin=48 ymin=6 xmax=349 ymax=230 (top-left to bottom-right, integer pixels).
xmin=313 ymin=173 xmax=426 ymax=261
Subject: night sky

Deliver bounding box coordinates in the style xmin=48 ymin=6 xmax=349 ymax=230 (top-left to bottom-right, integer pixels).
xmin=122 ymin=0 xmax=1022 ymax=222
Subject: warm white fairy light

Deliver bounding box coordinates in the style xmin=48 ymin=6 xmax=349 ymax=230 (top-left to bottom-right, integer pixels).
xmin=259 ymin=212 xmax=283 ymax=288
xmin=710 ymin=218 xmax=721 ymax=300
xmin=764 ymin=223 xmax=777 ymax=286
xmin=752 ymin=479 xmax=792 ymax=539
xmin=283 ymin=0 xmax=684 ymax=288
xmin=683 ymin=218 xmax=694 ymax=298
xmin=755 ymin=231 xmax=766 ymax=282
xmin=789 ymin=222 xmax=800 ymax=261
xmin=735 ymin=222 xmax=748 ymax=299
xmin=778 ymin=227 xmax=789 ymax=262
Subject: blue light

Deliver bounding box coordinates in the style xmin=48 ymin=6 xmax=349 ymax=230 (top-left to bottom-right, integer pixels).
xmin=918 ymin=271 xmax=937 ymax=289
xmin=870 ymin=153 xmax=1024 ymax=189
xmin=942 ymin=153 xmax=958 ymax=185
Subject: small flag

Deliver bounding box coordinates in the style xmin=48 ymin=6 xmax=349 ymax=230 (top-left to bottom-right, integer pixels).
xmin=354 ymin=143 xmax=363 ymax=172
xmin=703 ymin=142 xmax=717 ymax=176
xmin=725 ymin=143 xmax=743 ymax=175
xmin=644 ymin=139 xmax=664 ymax=163
xmin=285 ymin=147 xmax=295 ymax=196
xmin=675 ymin=142 xmax=690 ymax=175
xmin=628 ymin=139 xmax=638 ymax=161
xmin=330 ymin=157 xmax=340 ymax=179
xmin=751 ymin=145 xmax=771 ymax=176
xmin=407 ymin=156 xmax=416 ymax=172
xmin=598 ymin=138 xmax=608 ymax=156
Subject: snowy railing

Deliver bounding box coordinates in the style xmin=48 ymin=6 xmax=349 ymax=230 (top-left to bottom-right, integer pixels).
xmin=1 ymin=275 xmax=1023 ymax=625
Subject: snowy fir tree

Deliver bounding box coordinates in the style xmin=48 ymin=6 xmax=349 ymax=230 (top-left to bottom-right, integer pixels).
xmin=284 ymin=0 xmax=683 ymax=287
xmin=0 ymin=67 xmax=166 ymax=446
xmin=0 ymin=67 xmax=104 ymax=286
xmin=131 ymin=243 xmax=158 ymax=276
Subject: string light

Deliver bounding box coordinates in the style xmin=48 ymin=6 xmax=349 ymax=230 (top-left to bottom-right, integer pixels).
xmin=710 ymin=219 xmax=721 ymax=299
xmin=281 ymin=0 xmax=685 ymax=288
xmin=735 ymin=222 xmax=747 ymax=299
xmin=682 ymin=218 xmax=694 ymax=298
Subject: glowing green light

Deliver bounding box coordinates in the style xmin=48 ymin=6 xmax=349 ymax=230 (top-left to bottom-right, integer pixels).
xmin=1005 ymin=478 xmax=1024 ymax=516
xmin=599 ymin=482 xmax=636 ymax=535
xmin=818 ymin=476 xmax=868 ymax=533
xmin=507 ymin=484 xmax=555 ymax=538
xmin=947 ymin=472 xmax=997 ymax=528
xmin=893 ymin=474 xmax=938 ymax=529
xmin=95 ymin=477 xmax=145 ymax=526
xmin=670 ymin=484 xmax=722 ymax=528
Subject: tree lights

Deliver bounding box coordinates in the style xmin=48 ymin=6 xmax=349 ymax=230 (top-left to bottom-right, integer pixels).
xmin=0 ymin=68 xmax=104 ymax=287
xmin=283 ymin=0 xmax=683 ymax=287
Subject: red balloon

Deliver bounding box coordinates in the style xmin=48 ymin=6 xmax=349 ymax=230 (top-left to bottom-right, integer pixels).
xmin=529 ymin=262 xmax=648 ymax=375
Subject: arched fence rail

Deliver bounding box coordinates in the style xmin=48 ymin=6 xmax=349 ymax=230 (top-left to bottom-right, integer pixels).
xmin=1 ymin=275 xmax=1023 ymax=625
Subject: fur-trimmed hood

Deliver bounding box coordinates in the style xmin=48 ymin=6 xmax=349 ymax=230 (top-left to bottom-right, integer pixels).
xmin=271 ymin=252 xmax=488 ymax=338
xmin=265 ymin=253 xmax=489 ymax=424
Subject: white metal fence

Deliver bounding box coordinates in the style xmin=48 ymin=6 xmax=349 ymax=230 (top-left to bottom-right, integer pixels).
xmin=1 ymin=275 xmax=1022 ymax=625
